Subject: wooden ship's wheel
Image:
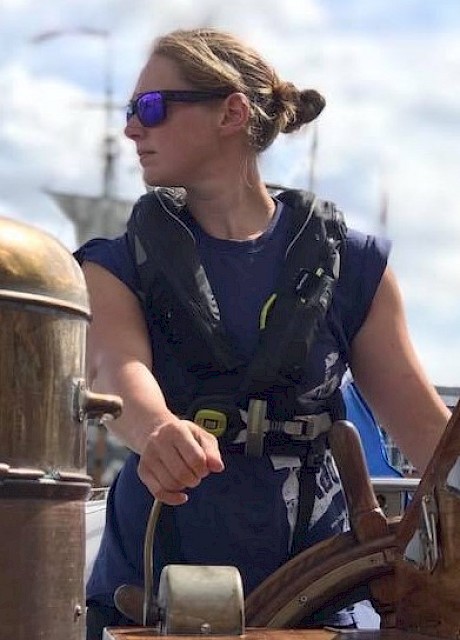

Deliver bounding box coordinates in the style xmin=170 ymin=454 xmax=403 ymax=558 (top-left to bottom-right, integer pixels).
xmin=245 ymin=523 xmax=398 ymax=628
xmin=246 ymin=420 xmax=398 ymax=629
xmin=106 ymin=400 xmax=460 ymax=639
xmin=246 ymin=403 xmax=460 ymax=637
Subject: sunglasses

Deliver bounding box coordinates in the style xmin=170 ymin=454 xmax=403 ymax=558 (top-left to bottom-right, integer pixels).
xmin=126 ymin=90 xmax=232 ymax=127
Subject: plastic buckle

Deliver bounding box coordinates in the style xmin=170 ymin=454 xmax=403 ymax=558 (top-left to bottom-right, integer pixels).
xmin=194 ymin=409 xmax=228 ymax=438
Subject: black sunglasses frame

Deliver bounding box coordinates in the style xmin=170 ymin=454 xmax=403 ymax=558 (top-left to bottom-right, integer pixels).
xmin=126 ymin=90 xmax=232 ymax=127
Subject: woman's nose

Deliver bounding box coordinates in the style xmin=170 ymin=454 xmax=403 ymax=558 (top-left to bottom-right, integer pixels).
xmin=124 ymin=116 xmax=144 ymax=140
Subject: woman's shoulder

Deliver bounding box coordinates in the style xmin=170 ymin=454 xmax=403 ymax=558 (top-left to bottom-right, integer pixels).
xmin=335 ymin=227 xmax=391 ymax=343
xmin=341 ymin=227 xmax=391 ymax=285
xmin=73 ymin=234 xmax=140 ymax=295
xmin=343 ymin=227 xmax=390 ymax=259
xmin=74 ymin=234 xmax=128 ymax=265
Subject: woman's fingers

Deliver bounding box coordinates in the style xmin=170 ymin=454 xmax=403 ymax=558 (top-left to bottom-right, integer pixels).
xmin=138 ymin=418 xmax=224 ymax=504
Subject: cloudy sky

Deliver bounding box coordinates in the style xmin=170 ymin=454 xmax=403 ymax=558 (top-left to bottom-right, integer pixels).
xmin=1 ymin=0 xmax=460 ymax=386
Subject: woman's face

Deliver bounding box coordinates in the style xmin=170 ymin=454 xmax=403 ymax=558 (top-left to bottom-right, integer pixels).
xmin=125 ymin=54 xmax=226 ymax=188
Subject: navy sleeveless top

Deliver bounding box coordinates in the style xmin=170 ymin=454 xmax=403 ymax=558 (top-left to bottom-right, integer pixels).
xmin=75 ymin=199 xmax=390 ymax=618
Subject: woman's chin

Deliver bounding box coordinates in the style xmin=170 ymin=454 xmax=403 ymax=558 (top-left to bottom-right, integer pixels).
xmin=142 ymin=170 xmax=173 ymax=188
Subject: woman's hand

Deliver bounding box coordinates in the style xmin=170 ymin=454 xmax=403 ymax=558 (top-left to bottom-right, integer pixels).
xmin=138 ymin=417 xmax=225 ymax=505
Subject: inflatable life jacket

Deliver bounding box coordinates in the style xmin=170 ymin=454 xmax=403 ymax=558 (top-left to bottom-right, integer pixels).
xmin=127 ymin=186 xmax=347 ymax=457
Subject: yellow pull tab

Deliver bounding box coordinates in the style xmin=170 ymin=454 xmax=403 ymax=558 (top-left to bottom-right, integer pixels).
xmin=259 ymin=293 xmax=277 ymax=329
xmin=194 ymin=409 xmax=228 ymax=438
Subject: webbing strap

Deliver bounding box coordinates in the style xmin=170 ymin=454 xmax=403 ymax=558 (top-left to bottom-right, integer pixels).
xmin=128 ymin=189 xmax=243 ymax=376
xmin=290 ymin=433 xmax=328 ymax=556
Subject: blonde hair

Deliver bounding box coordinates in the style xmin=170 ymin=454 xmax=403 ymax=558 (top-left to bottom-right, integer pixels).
xmin=153 ymin=27 xmax=325 ymax=152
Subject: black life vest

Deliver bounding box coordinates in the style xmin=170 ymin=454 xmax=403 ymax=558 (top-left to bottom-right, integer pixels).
xmin=128 ymin=187 xmax=348 ymax=543
xmin=126 ymin=186 xmax=346 ymax=426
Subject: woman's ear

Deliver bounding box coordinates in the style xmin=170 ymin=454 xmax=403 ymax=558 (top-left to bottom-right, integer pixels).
xmin=218 ymin=92 xmax=250 ymax=135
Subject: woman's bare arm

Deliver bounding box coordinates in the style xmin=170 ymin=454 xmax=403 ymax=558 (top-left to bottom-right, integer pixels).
xmin=350 ymin=267 xmax=450 ymax=473
xmin=83 ymin=261 xmax=223 ymax=504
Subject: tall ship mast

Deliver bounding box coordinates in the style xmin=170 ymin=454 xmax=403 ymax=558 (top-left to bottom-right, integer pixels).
xmin=38 ymin=28 xmax=134 ymax=245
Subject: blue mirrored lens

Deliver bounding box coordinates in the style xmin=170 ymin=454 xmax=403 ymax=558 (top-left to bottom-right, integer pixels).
xmin=126 ymin=92 xmax=166 ymax=127
xmin=137 ymin=93 xmax=165 ymax=127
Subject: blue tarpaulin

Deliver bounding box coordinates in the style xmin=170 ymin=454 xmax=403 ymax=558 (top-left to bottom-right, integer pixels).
xmin=342 ymin=380 xmax=402 ymax=478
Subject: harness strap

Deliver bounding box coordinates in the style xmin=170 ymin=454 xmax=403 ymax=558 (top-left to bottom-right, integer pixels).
xmin=290 ymin=432 xmax=328 ymax=557
xmin=128 ymin=188 xmax=243 ymax=376
xmin=188 ymin=395 xmax=332 ymax=452
xmin=244 ymin=397 xmax=333 ymax=456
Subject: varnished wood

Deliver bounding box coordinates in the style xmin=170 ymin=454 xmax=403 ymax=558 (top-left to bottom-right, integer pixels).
xmin=103 ymin=628 xmax=442 ymax=640
xmin=329 ymin=422 xmax=388 ymax=542
xmin=245 ymin=524 xmax=398 ymax=627
xmin=103 ymin=628 xmax=338 ymax=639
xmin=394 ymin=400 xmax=460 ymax=637
xmin=396 ymin=401 xmax=460 ymax=545
xmin=329 ymin=422 xmax=395 ymax=626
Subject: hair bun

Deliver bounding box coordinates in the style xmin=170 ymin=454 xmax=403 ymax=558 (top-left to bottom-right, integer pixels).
xmin=281 ymin=88 xmax=325 ymax=133
xmin=300 ymin=89 xmax=326 ymax=122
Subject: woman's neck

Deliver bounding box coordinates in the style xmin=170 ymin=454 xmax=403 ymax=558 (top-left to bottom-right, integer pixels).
xmin=185 ymin=173 xmax=276 ymax=241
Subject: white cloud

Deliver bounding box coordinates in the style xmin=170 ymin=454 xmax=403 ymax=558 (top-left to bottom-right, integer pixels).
xmin=1 ymin=62 xmax=105 ymax=195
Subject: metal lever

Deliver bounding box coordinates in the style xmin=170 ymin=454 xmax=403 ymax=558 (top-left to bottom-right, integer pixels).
xmin=245 ymin=399 xmax=332 ymax=458
xmin=404 ymin=493 xmax=439 ymax=572
xmin=73 ymin=378 xmax=123 ymax=423
xmin=113 ymin=499 xmax=163 ymax=627
xmin=245 ymin=399 xmax=268 ymax=457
